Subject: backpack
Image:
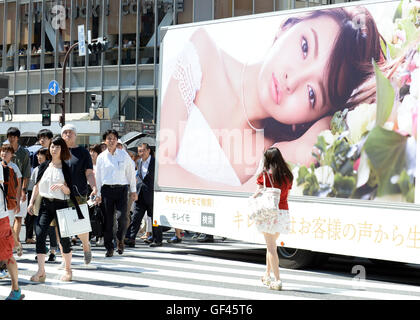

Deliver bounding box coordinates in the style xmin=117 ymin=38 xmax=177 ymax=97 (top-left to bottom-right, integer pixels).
xmin=0 ymin=162 xmax=18 ymax=211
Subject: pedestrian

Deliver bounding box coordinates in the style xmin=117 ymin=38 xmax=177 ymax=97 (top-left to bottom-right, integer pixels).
xmin=88 ymin=144 xmax=104 ymax=246
xmin=31 ymin=148 xmax=58 ymax=262
xmin=61 ymin=124 xmax=96 ymax=265
xmin=28 ymin=136 xmax=83 ymax=282
xmin=251 ymin=147 xmax=293 ymax=291
xmin=6 ymin=127 xmax=31 ymax=256
xmin=0 ymin=165 xmax=24 ymax=300
xmin=95 ymin=129 xmax=137 ymax=257
xmin=0 ymin=145 xmax=23 ymax=256
xmin=125 ymin=143 xmax=162 ymax=248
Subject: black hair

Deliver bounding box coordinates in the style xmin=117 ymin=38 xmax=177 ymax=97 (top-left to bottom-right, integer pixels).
xmin=102 ymin=129 xmax=119 ymax=141
xmin=6 ymin=127 xmax=20 ymax=138
xmin=37 ymin=147 xmax=49 ymax=156
xmin=37 ymin=129 xmax=53 ymax=140
xmin=48 ymin=136 xmax=71 ymax=161
xmin=263 ymin=147 xmax=293 ymax=185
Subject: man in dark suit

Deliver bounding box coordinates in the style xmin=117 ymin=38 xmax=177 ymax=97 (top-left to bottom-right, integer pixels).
xmin=125 ymin=143 xmax=162 ymax=247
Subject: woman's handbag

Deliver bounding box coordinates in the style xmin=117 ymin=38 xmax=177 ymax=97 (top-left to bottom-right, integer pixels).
xmin=248 ymin=172 xmax=281 ymax=223
xmin=56 ymin=203 xmax=92 ymax=238
xmin=33 ymin=194 xmax=42 ymax=216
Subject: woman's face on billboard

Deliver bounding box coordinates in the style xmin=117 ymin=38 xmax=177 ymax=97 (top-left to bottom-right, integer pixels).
xmin=257 ymin=15 xmax=340 ymax=125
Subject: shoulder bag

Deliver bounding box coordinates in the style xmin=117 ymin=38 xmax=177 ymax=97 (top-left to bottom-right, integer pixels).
xmin=248 ymin=172 xmax=281 ymax=223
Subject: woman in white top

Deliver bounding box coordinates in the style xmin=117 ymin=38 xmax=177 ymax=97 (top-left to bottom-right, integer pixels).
xmin=28 ymin=137 xmax=83 ymax=282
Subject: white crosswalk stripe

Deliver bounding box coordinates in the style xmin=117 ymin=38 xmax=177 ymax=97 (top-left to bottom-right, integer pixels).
xmin=1 ymin=245 xmax=419 ymax=300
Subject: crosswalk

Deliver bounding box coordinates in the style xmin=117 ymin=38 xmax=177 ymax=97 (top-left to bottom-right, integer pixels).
xmin=1 ymin=241 xmax=420 ymax=300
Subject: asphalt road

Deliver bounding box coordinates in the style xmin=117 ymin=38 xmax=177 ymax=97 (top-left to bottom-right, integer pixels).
xmin=2 ymin=229 xmax=420 ymax=302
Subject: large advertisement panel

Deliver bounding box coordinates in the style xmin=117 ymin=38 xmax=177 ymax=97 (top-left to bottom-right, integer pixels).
xmin=157 ymin=0 xmax=420 ymax=204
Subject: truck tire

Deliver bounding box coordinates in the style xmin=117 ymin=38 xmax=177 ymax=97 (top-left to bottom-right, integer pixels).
xmin=277 ymin=247 xmax=316 ymax=269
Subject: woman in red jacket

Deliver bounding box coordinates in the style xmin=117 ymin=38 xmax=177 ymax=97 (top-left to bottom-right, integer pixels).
xmin=252 ymin=147 xmax=293 ymax=290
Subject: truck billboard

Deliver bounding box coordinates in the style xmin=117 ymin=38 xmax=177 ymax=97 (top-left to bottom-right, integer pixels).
xmin=155 ymin=0 xmax=420 ymax=266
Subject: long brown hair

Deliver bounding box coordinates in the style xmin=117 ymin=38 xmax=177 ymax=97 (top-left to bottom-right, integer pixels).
xmin=265 ymin=6 xmax=386 ymax=143
xmin=263 ymin=147 xmax=293 ymax=185
xmin=282 ymin=6 xmax=386 ymax=113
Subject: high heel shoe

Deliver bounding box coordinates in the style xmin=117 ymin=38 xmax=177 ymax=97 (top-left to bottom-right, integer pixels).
xmin=30 ymin=273 xmax=46 ymax=283
xmin=60 ymin=270 xmax=72 ymax=282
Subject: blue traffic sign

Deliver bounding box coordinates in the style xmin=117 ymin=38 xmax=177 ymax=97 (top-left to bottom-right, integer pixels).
xmin=48 ymin=80 xmax=60 ymax=96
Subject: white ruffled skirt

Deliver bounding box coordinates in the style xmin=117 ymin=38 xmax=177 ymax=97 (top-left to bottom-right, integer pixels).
xmin=254 ymin=209 xmax=290 ymax=235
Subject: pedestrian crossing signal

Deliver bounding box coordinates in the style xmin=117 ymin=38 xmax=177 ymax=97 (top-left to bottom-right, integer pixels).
xmin=41 ymin=107 xmax=51 ymax=126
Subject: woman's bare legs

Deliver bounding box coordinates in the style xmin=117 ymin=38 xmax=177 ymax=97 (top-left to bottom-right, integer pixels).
xmin=263 ymin=232 xmax=281 ymax=281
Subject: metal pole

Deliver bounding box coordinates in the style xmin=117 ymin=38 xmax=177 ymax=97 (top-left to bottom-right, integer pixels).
xmin=61 ymin=41 xmax=80 ymax=127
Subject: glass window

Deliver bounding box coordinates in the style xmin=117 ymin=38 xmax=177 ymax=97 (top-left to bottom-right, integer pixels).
xmin=121 ymin=1 xmax=136 ymax=65
xmin=29 ymin=1 xmax=42 ymax=70
xmin=214 ymin=0 xmax=233 ymax=20
xmin=42 ymin=1 xmax=57 ymax=69
xmin=255 ymin=0 xmax=274 ymax=13
xmin=71 ymin=0 xmax=86 ymax=68
xmin=120 ymin=90 xmax=136 ymax=120
xmin=28 ymin=94 xmax=41 ymax=114
xmin=14 ymin=95 xmax=26 ymax=114
xmin=138 ymin=0 xmax=155 ymax=64
xmin=0 ymin=3 xmax=4 ymax=71
xmin=176 ymin=0 xmax=192 ymax=24
xmin=17 ymin=2 xmax=29 ymax=72
xmin=104 ymin=0 xmax=119 ymax=66
xmin=104 ymin=91 xmax=119 ymax=120
xmin=70 ymin=92 xmax=85 ymax=113
xmin=5 ymin=1 xmax=16 ymax=72
xmin=234 ymin=0 xmax=252 ymax=16
xmin=137 ymin=96 xmax=153 ymax=122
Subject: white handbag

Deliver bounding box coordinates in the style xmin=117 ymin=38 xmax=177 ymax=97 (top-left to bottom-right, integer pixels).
xmin=249 ymin=172 xmax=281 ymax=223
xmin=56 ymin=203 xmax=92 ymax=238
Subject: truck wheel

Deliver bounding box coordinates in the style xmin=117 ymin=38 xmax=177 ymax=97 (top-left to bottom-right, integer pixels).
xmin=277 ymin=247 xmax=316 ymax=269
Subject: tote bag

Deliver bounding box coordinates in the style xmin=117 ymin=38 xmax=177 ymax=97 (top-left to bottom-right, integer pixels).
xmin=56 ymin=203 xmax=92 ymax=238
xmin=249 ymin=172 xmax=281 ymax=223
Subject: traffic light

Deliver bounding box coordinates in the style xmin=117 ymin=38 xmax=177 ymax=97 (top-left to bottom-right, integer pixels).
xmin=41 ymin=106 xmax=51 ymax=126
xmin=88 ymin=37 xmax=109 ymax=54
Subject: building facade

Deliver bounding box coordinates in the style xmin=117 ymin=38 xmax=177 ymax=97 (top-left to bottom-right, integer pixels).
xmin=0 ymin=0 xmax=352 ymax=144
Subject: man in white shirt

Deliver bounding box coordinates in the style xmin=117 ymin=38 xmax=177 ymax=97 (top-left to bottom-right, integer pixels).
xmin=96 ymin=129 xmax=137 ymax=257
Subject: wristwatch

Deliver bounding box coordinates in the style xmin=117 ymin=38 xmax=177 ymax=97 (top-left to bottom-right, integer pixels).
xmin=22 ymin=188 xmax=27 ymax=193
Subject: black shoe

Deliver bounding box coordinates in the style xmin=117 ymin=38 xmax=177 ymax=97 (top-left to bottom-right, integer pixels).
xmin=125 ymin=239 xmax=135 ymax=247
xmin=48 ymin=253 xmax=56 ymax=262
xmin=144 ymin=236 xmax=153 ymax=244
xmin=105 ymin=249 xmax=114 ymax=257
xmin=117 ymin=240 xmax=124 ymax=255
xmin=197 ymin=234 xmax=214 ymax=243
xmin=149 ymin=242 xmax=162 ymax=247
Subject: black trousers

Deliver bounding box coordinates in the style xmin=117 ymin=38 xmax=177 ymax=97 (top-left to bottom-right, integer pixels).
xmin=102 ymin=185 xmax=129 ymax=251
xmin=35 ymin=197 xmax=71 ymax=254
xmin=25 ymin=190 xmax=35 ymax=240
xmin=126 ymin=197 xmax=162 ymax=243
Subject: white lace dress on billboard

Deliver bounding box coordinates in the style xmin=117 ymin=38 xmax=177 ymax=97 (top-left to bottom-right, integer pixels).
xmin=169 ymin=41 xmax=241 ymax=187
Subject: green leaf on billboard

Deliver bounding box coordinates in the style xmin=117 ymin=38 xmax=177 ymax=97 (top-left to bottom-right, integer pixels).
xmin=364 ymin=126 xmax=407 ymax=196
xmin=374 ymin=60 xmax=395 ymax=127
xmin=333 ymin=172 xmax=356 ymax=198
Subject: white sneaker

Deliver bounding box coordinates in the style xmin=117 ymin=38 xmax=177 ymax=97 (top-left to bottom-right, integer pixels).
xmin=261 ymin=275 xmax=272 ymax=286
xmin=269 ymin=279 xmax=282 ymax=291
xmin=0 ymin=269 xmax=9 ymax=279
xmin=96 ymin=237 xmax=104 ymax=247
